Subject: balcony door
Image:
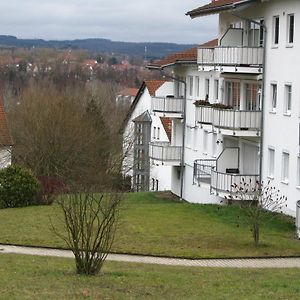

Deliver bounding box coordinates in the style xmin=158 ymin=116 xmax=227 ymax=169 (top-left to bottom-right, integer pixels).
xmin=242 ymin=143 xmax=259 ymax=175
xmin=225 ymin=81 xmax=240 ymax=109
xmin=245 ymin=83 xmax=261 ymax=111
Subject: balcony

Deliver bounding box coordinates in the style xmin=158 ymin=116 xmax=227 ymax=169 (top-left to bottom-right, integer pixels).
xmin=194 ymin=159 xmax=217 ymax=185
xmin=211 ymin=170 xmax=259 ymax=196
xmin=195 ymin=105 xmax=213 ymax=125
xmin=149 ymin=142 xmax=182 ymax=166
xmin=152 ymin=96 xmax=184 ymax=118
xmin=197 ymin=47 xmax=263 ymax=73
xmin=212 ymin=109 xmax=261 ymax=136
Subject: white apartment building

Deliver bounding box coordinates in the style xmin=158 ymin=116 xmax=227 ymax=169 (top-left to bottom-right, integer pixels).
xmin=123 ymin=80 xmax=174 ymax=192
xmin=145 ymin=0 xmax=300 ymax=216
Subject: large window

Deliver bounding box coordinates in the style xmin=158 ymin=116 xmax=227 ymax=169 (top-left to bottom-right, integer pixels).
xmin=188 ymin=76 xmax=194 ymax=97
xmin=195 ymin=76 xmax=200 ymax=98
xmin=205 ymin=79 xmax=210 ymax=100
xmin=281 ymin=152 xmax=289 ymax=183
xmin=225 ymin=81 xmax=240 ymax=108
xmin=268 ymin=147 xmax=275 ymax=178
xmin=287 ymin=14 xmax=295 ymax=44
xmin=245 ymin=83 xmax=260 ymax=111
xmin=214 ymin=80 xmax=219 ymax=102
xmin=284 ymin=84 xmax=292 ymax=115
xmin=273 ymin=16 xmax=280 ymax=45
xmin=270 ymin=83 xmax=277 ymax=112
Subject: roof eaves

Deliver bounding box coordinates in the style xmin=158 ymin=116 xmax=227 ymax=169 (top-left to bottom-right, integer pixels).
xmin=186 ymin=0 xmax=256 ymax=19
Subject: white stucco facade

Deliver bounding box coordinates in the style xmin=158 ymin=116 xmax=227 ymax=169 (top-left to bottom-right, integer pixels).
xmin=147 ymin=0 xmax=300 ymax=216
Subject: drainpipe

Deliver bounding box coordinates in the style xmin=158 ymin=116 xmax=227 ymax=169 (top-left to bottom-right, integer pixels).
xmin=230 ymin=12 xmax=267 ymax=185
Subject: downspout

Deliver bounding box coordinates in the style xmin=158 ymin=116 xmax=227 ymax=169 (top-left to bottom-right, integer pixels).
xmin=160 ymin=71 xmax=187 ymax=200
xmin=230 ymin=12 xmax=267 ymax=185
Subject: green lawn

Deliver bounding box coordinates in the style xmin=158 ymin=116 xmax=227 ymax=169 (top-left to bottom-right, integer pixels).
xmin=0 ymin=253 xmax=300 ymax=300
xmin=0 ymin=192 xmax=299 ymax=258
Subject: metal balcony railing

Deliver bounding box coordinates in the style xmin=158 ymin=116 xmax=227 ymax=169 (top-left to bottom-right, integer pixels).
xmin=195 ymin=105 xmax=213 ymax=125
xmin=211 ymin=170 xmax=259 ymax=194
xmin=212 ymin=109 xmax=261 ymax=132
xmin=194 ymin=159 xmax=217 ymax=184
xmin=198 ymin=47 xmax=263 ymax=66
xmin=152 ymin=96 xmax=184 ymax=114
xmin=149 ymin=142 xmax=182 ymax=164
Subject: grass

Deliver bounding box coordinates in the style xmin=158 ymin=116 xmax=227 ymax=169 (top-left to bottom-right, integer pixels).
xmin=0 ymin=192 xmax=299 ymax=258
xmin=0 ymin=253 xmax=300 ymax=299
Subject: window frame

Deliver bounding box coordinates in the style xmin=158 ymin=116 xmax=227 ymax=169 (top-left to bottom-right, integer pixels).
xmin=273 ymin=15 xmax=280 ymax=46
xmin=270 ymin=83 xmax=277 ymax=112
xmin=287 ymin=13 xmax=295 ymax=46
xmin=281 ymin=151 xmax=290 ymax=184
xmin=268 ymin=147 xmax=275 ymax=179
xmin=283 ymin=84 xmax=292 ymax=115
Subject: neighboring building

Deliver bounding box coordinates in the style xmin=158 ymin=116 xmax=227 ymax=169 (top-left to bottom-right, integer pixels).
xmin=0 ymin=97 xmax=13 ymax=168
xmin=123 ymin=80 xmax=174 ymax=192
xmin=145 ymin=0 xmax=300 ymax=216
xmin=116 ymin=88 xmax=139 ymax=106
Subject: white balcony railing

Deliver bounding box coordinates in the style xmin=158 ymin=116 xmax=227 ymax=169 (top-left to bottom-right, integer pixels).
xmin=213 ymin=109 xmax=261 ymax=132
xmin=211 ymin=170 xmax=259 ymax=194
xmin=195 ymin=105 xmax=213 ymax=124
xmin=194 ymin=159 xmax=217 ymax=184
xmin=149 ymin=142 xmax=182 ymax=164
xmin=152 ymin=96 xmax=184 ymax=114
xmin=198 ymin=47 xmax=263 ymax=66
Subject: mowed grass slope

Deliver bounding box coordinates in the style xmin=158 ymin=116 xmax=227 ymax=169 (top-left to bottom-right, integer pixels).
xmin=0 ymin=192 xmax=299 ymax=258
xmin=0 ymin=254 xmax=300 ymax=300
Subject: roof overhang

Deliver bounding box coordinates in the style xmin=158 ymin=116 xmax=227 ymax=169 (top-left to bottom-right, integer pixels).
xmin=186 ymin=0 xmax=258 ymax=19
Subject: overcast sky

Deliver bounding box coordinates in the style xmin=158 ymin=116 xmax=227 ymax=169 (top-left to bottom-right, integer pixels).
xmin=0 ymin=0 xmax=217 ymax=44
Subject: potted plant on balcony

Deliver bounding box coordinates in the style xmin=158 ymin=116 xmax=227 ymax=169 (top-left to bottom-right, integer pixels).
xmin=210 ymin=103 xmax=233 ymax=110
xmin=193 ymin=100 xmax=212 ymax=107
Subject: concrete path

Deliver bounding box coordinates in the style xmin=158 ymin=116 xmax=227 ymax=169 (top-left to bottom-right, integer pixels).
xmin=1 ymin=244 xmax=300 ymax=268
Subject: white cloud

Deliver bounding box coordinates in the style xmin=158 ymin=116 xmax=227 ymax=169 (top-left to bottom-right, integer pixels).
xmin=0 ymin=0 xmax=217 ymax=44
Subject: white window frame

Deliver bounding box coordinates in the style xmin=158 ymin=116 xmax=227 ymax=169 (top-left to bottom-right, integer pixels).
xmin=188 ymin=76 xmax=194 ymax=97
xmin=284 ymin=84 xmax=292 ymax=115
xmin=203 ymin=130 xmax=208 ymax=155
xmin=195 ymin=76 xmax=200 ymax=98
xmin=287 ymin=13 xmax=295 ymax=46
xmin=268 ymin=147 xmax=275 ymax=179
xmin=205 ymin=79 xmax=210 ymax=100
xmin=270 ymin=83 xmax=277 ymax=112
xmin=214 ymin=79 xmax=219 ymax=102
xmin=281 ymin=151 xmax=290 ymax=184
xmin=272 ymin=15 xmax=280 ymax=46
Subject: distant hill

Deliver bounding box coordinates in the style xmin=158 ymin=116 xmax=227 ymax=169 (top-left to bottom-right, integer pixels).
xmin=0 ymin=35 xmax=196 ymax=59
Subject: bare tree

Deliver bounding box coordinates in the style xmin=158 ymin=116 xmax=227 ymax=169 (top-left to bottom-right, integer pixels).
xmin=226 ymin=180 xmax=287 ymax=246
xmin=53 ymin=189 xmax=122 ymax=275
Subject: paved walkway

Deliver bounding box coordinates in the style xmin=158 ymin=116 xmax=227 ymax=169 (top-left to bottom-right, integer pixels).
xmin=1 ymin=244 xmax=300 ymax=268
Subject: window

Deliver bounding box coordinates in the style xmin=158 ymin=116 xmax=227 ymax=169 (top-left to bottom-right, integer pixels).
xmin=273 ymin=16 xmax=280 ymax=45
xmin=287 ymin=14 xmax=294 ymax=44
xmin=284 ymin=84 xmax=292 ymax=115
xmin=297 ymin=157 xmax=300 ymax=187
xmin=195 ymin=76 xmax=200 ymax=98
xmin=212 ymin=133 xmax=217 ymax=157
xmin=157 ymin=127 xmax=160 ymax=140
xmin=245 ymin=83 xmax=260 ymax=111
xmin=203 ymin=131 xmax=208 ymax=154
xmin=205 ymin=79 xmax=210 ymax=100
xmin=268 ymin=148 xmax=275 ymax=178
xmin=188 ymin=76 xmax=193 ymax=97
xmin=225 ymin=81 xmax=240 ymax=108
xmin=270 ymin=83 xmax=277 ymax=111
xmin=214 ymin=80 xmax=219 ymax=101
xmin=282 ymin=152 xmax=289 ymax=183
xmin=153 ymin=127 xmax=156 ymax=139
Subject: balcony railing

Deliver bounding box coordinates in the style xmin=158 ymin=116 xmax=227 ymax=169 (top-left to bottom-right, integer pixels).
xmin=152 ymin=96 xmax=184 ymax=114
xmin=198 ymin=47 xmax=263 ymax=66
xmin=213 ymin=109 xmax=261 ymax=132
xmin=195 ymin=105 xmax=213 ymax=125
xmin=149 ymin=142 xmax=182 ymax=164
xmin=194 ymin=159 xmax=217 ymax=184
xmin=211 ymin=170 xmax=259 ymax=194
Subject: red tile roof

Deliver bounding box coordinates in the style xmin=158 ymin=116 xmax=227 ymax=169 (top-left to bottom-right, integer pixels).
xmin=144 ymin=80 xmax=167 ymax=96
xmin=148 ymin=39 xmax=218 ymax=69
xmin=187 ymin=0 xmax=256 ymax=18
xmin=0 ymin=96 xmax=13 ymax=146
xmin=118 ymin=88 xmax=139 ymax=97
xmin=160 ymin=117 xmax=172 ymax=141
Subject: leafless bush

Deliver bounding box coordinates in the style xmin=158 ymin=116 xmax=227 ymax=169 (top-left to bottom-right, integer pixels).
xmin=226 ymin=180 xmax=287 ymax=246
xmin=53 ymin=189 xmax=122 ymax=275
